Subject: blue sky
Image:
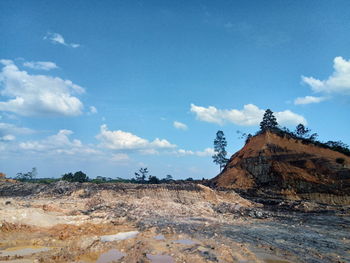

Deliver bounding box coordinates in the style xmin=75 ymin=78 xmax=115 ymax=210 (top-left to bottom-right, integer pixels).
xmin=1 ymin=0 xmax=350 ymax=179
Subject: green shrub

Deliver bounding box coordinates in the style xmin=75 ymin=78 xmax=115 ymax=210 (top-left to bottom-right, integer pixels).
xmin=61 ymin=171 xmax=89 ymax=183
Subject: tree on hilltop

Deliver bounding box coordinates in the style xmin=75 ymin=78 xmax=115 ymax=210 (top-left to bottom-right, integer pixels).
xmin=212 ymin=130 xmax=229 ymax=172
xmin=260 ymin=109 xmax=278 ymax=131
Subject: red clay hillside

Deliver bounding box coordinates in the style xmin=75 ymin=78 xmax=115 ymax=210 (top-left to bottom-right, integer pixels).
xmin=211 ymin=130 xmax=350 ymax=205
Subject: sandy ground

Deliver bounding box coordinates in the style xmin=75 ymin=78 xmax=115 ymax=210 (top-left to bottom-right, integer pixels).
xmin=1 ymin=182 xmax=348 ymax=263
xmin=0 ymin=183 xmax=278 ymax=263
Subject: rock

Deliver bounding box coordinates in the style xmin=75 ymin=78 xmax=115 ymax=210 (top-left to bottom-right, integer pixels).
xmin=213 ymin=202 xmax=270 ymax=219
xmin=79 ymin=236 xmax=100 ymax=249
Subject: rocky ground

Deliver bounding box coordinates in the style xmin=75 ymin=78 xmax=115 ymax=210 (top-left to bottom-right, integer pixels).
xmin=0 ymin=181 xmax=349 ymax=263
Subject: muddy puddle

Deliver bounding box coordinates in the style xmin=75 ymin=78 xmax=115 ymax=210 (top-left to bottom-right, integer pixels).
xmin=0 ymin=246 xmax=50 ymax=257
xmin=174 ymin=239 xmax=197 ymax=245
xmin=153 ymin=234 xmax=165 ymax=240
xmin=100 ymin=231 xmax=139 ymax=242
xmin=146 ymin=253 xmax=174 ymax=263
xmin=96 ymin=249 xmax=126 ymax=263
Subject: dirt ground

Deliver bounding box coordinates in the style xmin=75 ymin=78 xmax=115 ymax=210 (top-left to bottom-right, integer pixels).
xmin=0 ymin=182 xmax=348 ymax=263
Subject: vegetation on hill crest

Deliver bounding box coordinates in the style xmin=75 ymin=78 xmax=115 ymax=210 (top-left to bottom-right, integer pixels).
xmin=242 ymin=109 xmax=350 ymax=157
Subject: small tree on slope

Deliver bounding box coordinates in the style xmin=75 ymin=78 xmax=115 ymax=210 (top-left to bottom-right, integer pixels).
xmin=212 ymin=130 xmax=229 ymax=172
xmin=295 ymin=123 xmax=310 ymax=138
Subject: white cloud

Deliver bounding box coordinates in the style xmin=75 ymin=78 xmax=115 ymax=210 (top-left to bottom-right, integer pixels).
xmin=111 ymin=153 xmax=130 ymax=162
xmin=96 ymin=124 xmax=176 ymax=152
xmin=190 ymin=103 xmax=306 ymax=126
xmin=274 ymin=110 xmax=307 ymax=126
xmin=0 ymin=122 xmax=34 ymax=135
xmin=196 ymin=147 xmax=215 ymax=157
xmin=173 ymin=121 xmax=188 ymax=130
xmin=139 ymin=149 xmax=159 ymax=155
xmin=302 ymin=56 xmax=350 ymax=95
xmin=23 ymin=61 xmax=58 ymax=71
xmin=177 ymin=149 xmax=194 ymax=155
xmin=0 ymin=60 xmax=84 ymax=116
xmin=176 ymin=147 xmax=214 ymax=157
xmin=44 ymin=32 xmax=80 ymax=48
xmin=0 ymin=134 xmax=15 ymax=141
xmin=151 ymin=138 xmax=175 ymax=148
xmin=294 ymin=96 xmax=327 ymax=105
xmin=19 ymin=129 xmax=99 ymax=155
xmin=88 ymin=106 xmax=98 ymax=115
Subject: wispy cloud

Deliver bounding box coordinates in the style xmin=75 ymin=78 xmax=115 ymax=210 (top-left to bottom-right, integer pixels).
xmin=224 ymin=21 xmax=290 ymax=47
xmin=175 ymin=147 xmax=214 ymax=157
xmin=44 ymin=32 xmax=80 ymax=48
xmin=191 ymin=103 xmax=307 ymax=126
xmin=0 ymin=122 xmax=34 ymax=136
xmin=111 ymin=153 xmax=130 ymax=162
xmin=23 ymin=61 xmax=58 ymax=71
xmin=173 ymin=121 xmax=188 ymax=130
xmin=0 ymin=134 xmax=15 ymax=141
xmin=0 ymin=59 xmax=84 ymax=117
xmin=294 ymin=96 xmax=327 ymax=105
xmin=88 ymin=106 xmax=98 ymax=115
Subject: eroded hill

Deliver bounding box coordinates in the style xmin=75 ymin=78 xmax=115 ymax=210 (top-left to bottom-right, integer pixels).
xmin=212 ymin=131 xmax=350 ymax=205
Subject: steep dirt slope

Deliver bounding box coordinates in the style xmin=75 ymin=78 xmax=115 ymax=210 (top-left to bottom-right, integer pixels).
xmin=212 ymin=131 xmax=350 ymax=204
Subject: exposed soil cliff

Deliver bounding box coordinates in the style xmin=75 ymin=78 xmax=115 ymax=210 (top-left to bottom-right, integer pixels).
xmin=212 ymin=131 xmax=350 ymax=205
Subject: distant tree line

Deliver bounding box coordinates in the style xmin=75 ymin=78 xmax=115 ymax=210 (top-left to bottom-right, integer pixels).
xmin=12 ymin=167 xmax=192 ymax=185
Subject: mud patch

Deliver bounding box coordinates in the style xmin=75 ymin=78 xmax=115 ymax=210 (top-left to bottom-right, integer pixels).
xmin=0 ymin=246 xmax=50 ymax=257
xmin=100 ymin=231 xmax=139 ymax=242
xmin=174 ymin=239 xmax=197 ymax=245
xmin=146 ymin=253 xmax=174 ymax=263
xmin=153 ymin=234 xmax=165 ymax=240
xmin=96 ymin=249 xmax=126 ymax=263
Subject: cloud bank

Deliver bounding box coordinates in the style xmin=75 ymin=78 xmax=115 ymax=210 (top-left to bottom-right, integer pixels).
xmin=0 ymin=60 xmax=84 ymax=116
xmin=19 ymin=129 xmax=99 ymax=155
xmin=190 ymin=103 xmax=306 ymax=126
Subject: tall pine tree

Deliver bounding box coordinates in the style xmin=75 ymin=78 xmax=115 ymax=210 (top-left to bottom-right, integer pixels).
xmin=260 ymin=109 xmax=278 ymax=131
xmin=212 ymin=130 xmax=229 ymax=172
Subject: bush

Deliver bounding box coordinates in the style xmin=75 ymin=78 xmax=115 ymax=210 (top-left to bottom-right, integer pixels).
xmin=148 ymin=175 xmax=160 ymax=184
xmin=61 ymin=171 xmax=89 ymax=183
xmin=16 ymin=167 xmax=37 ymax=182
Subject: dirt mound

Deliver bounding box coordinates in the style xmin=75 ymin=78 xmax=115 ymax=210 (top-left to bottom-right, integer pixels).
xmin=212 ymin=131 xmax=350 ymax=204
